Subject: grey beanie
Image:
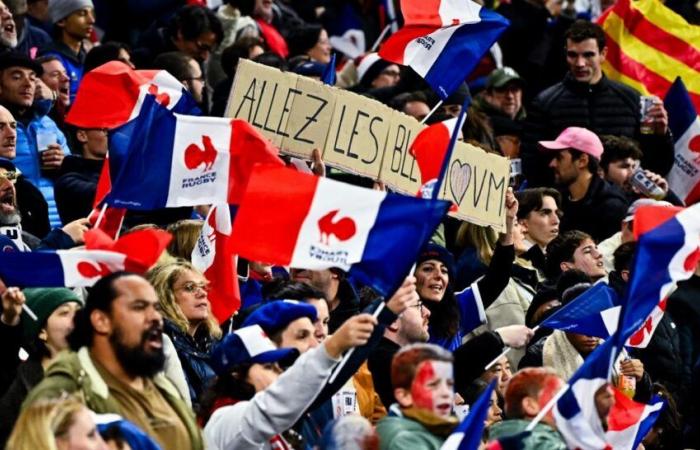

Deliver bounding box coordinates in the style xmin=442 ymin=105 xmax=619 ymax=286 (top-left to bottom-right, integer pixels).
xmin=48 ymin=0 xmax=94 ymax=24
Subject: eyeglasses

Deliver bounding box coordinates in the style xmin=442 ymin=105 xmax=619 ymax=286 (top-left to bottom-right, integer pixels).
xmin=409 ymin=301 xmax=424 ymax=312
xmin=195 ymin=41 xmax=214 ymax=54
xmin=176 ymin=281 xmax=210 ymax=294
xmin=380 ymin=69 xmax=401 ymax=78
xmin=0 ymin=169 xmax=18 ymax=184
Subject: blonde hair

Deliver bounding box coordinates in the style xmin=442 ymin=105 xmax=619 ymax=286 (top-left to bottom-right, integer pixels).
xmin=148 ymin=259 xmax=222 ymax=338
xmin=456 ymin=222 xmax=499 ymax=265
xmin=166 ymin=220 xmax=204 ymax=261
xmin=6 ymin=397 xmax=86 ymax=450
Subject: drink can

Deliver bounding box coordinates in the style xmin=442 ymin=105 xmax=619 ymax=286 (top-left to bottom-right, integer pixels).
xmin=618 ymin=373 xmax=636 ymax=399
xmin=640 ymin=96 xmax=655 ymax=134
xmin=36 ymin=131 xmax=57 ymax=152
xmin=630 ymin=168 xmax=665 ymax=200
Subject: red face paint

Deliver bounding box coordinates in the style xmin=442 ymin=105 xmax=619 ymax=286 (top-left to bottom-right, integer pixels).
xmin=411 ymin=361 xmax=437 ymax=411
xmin=410 ymin=360 xmax=454 ymax=417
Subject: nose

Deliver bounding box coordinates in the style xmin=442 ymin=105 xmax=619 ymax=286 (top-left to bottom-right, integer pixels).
xmin=422 ymin=306 xmax=431 ymax=320
xmin=87 ymin=10 xmax=95 ymax=24
xmin=552 ymin=213 xmax=560 ymax=225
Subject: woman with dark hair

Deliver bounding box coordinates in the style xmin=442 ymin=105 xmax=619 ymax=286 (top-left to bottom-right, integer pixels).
xmin=286 ymin=24 xmax=331 ymax=64
xmin=415 ymin=189 xmax=519 ymax=351
xmin=83 ymin=41 xmax=134 ymax=73
xmin=0 ymin=288 xmax=82 ymax=445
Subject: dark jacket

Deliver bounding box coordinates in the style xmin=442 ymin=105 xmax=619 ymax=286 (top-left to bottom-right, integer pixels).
xmin=453 ymin=331 xmax=505 ymax=394
xmin=15 ymin=17 xmax=52 ymax=57
xmin=328 ymin=278 xmax=361 ymax=334
xmin=163 ymin=319 xmax=218 ymax=409
xmin=0 ymin=357 xmax=43 ymax=446
xmin=54 ymin=155 xmax=102 ymax=224
xmin=367 ymin=337 xmax=401 ymax=409
xmin=559 ymin=175 xmax=629 ymax=242
xmin=15 ymin=174 xmax=50 ymax=238
xmin=522 ymin=74 xmax=675 ymax=187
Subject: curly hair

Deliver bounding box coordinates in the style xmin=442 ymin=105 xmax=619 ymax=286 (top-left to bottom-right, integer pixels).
xmin=147 ymin=260 xmax=221 ymax=339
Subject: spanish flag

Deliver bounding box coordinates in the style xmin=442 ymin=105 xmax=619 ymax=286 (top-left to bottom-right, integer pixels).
xmin=598 ymin=0 xmax=700 ymax=112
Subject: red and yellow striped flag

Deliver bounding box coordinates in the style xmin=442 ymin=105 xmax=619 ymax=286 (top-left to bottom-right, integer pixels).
xmin=598 ymin=0 xmax=700 ymax=112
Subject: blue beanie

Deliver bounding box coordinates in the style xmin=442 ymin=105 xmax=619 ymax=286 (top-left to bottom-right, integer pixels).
xmin=242 ymin=300 xmax=317 ymax=335
xmin=416 ymin=243 xmax=456 ymax=278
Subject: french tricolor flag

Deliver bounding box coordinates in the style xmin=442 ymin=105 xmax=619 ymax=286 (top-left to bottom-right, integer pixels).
xmin=410 ymin=116 xmax=464 ymax=199
xmin=192 ymin=204 xmax=240 ymax=323
xmin=105 ymin=96 xmax=284 ymax=210
xmin=0 ymin=228 xmax=171 ymax=287
xmin=664 ymin=77 xmax=700 ymax=206
xmin=66 ymin=61 xmax=201 ymax=129
xmin=455 ymin=283 xmax=487 ymax=336
xmin=379 ymin=0 xmax=509 ymax=99
xmin=554 ymin=335 xmax=618 ymax=450
xmin=230 ymin=166 xmax=449 ymax=297
xmin=540 ymin=283 xmax=620 ymax=339
xmin=606 ymin=389 xmax=665 ymax=450
xmin=441 ymin=379 xmax=496 ymax=450
xmin=617 ymin=202 xmax=700 ymax=348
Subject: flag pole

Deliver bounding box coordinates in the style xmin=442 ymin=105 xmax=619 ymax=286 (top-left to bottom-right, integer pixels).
xmin=484 ymin=325 xmax=539 ymax=370
xmin=327 ymin=262 xmax=417 ymax=384
xmin=22 ymin=303 xmax=38 ymax=321
xmin=524 ymin=382 xmax=570 ymax=431
xmin=370 ymin=24 xmax=392 ymax=52
xmin=94 ymin=203 xmax=108 ymax=228
xmin=420 ymin=100 xmax=444 ymax=125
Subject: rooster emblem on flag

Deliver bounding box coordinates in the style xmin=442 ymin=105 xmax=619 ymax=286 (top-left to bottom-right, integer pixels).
xmin=318 ymin=210 xmax=356 ymax=245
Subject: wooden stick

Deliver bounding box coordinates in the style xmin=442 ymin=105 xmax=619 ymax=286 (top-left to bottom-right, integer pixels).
xmin=370 ymin=25 xmax=392 ymax=52
xmin=22 ymin=303 xmax=38 ymax=321
xmin=94 ymin=203 xmax=108 ymax=229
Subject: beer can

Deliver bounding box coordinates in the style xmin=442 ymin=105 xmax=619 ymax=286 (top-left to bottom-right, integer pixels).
xmin=640 ymin=96 xmax=655 ymax=134
xmin=630 ymin=168 xmax=665 ymax=200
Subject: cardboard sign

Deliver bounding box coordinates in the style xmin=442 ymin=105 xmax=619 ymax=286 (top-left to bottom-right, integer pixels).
xmin=378 ymin=110 xmax=424 ymax=196
xmin=226 ymin=59 xmax=510 ymax=230
xmin=440 ymin=142 xmax=510 ymax=230
xmin=324 ymin=89 xmax=390 ymax=179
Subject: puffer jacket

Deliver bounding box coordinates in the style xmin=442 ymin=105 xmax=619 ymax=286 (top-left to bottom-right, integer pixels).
xmin=489 ymin=419 xmax=567 ymax=449
xmin=522 ymin=74 xmax=674 ymax=186
xmin=164 ymin=319 xmax=218 ymax=409
xmin=558 ymin=175 xmax=629 ymax=242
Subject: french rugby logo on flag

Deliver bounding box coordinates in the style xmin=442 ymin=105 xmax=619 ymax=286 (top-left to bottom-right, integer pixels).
xmin=230 ymin=166 xmax=449 ymax=297
xmin=0 ymin=228 xmax=171 ymax=287
xmin=619 ymin=202 xmax=700 ymax=348
xmin=379 ymin=0 xmax=509 ymax=98
xmin=664 ymin=77 xmax=700 ymax=206
xmin=192 ymin=205 xmax=240 ymax=323
xmin=66 ymin=61 xmax=200 ymax=129
xmin=105 ymin=96 xmax=283 ymax=210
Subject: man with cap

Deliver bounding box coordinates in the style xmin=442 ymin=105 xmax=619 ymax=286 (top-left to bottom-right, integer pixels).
xmin=24 ymin=272 xmax=204 ymax=450
xmin=39 ymin=0 xmax=94 ymax=102
xmin=0 ymin=51 xmax=68 ymax=229
xmin=541 ymin=126 xmax=628 ymax=241
xmin=473 ymin=67 xmax=527 ymax=158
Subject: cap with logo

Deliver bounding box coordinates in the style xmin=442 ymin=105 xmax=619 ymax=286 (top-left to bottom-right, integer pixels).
xmin=539 ymin=127 xmax=604 ymax=161
xmin=486 ymin=66 xmax=525 ymax=90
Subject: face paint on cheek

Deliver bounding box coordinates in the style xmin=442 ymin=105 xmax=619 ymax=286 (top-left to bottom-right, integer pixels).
xmin=410 ymin=361 xmax=437 ymax=411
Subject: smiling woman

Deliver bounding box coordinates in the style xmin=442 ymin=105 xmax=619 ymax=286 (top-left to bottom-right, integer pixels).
xmin=148 ymin=259 xmax=222 ymax=410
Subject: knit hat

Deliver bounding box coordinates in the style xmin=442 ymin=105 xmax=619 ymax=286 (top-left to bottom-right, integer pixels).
xmin=210 ymin=324 xmax=299 ymax=375
xmin=356 ymin=53 xmax=391 ymax=87
xmin=242 ymin=300 xmax=317 ymax=335
xmin=293 ymin=60 xmax=326 ymax=78
xmin=525 ymin=287 xmax=558 ymax=327
xmin=48 ymin=0 xmax=94 ymax=23
xmin=287 ymin=24 xmax=323 ymax=58
xmin=416 ymin=243 xmax=455 ymax=278
xmin=22 ymin=288 xmax=82 ymax=339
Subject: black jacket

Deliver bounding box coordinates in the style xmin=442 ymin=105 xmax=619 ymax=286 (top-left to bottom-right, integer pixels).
xmin=522 ymin=74 xmax=675 ymax=186
xmin=15 ymin=175 xmax=50 ymax=239
xmin=367 ymin=337 xmax=401 ymax=409
xmin=163 ymin=320 xmax=218 ymax=409
xmin=559 ymin=175 xmax=629 ymax=242
xmin=54 ymin=155 xmax=102 ymax=224
xmin=0 ymin=357 xmax=43 ymax=446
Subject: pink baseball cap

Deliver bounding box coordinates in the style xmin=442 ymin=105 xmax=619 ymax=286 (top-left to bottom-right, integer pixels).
xmin=538 ymin=127 xmax=604 ymax=161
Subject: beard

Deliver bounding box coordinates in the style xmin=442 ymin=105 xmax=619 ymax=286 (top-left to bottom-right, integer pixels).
xmin=0 ymin=33 xmax=17 ymax=49
xmin=110 ymin=324 xmax=165 ymax=378
xmin=0 ymin=207 xmax=20 ymax=225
